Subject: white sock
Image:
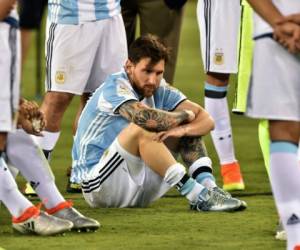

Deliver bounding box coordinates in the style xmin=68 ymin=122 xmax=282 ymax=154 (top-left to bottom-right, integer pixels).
xmin=189 ymin=157 xmax=217 ymax=189
xmin=204 ymin=83 xmax=236 ymax=164
xmin=32 ymin=131 xmax=60 ymax=151
xmin=7 ymin=130 xmax=65 ymax=209
xmin=270 ymin=141 xmax=300 ymax=249
xmin=0 ymin=157 xmax=32 ymax=217
xmin=186 ymin=182 xmax=205 ymax=203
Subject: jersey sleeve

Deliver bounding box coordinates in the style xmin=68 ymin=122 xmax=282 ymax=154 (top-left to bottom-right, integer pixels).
xmin=155 ymin=79 xmax=187 ymax=111
xmin=101 ymin=77 xmax=138 ymax=114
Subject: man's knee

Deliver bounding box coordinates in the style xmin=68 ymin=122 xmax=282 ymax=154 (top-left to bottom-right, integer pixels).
xmin=206 ymin=72 xmax=230 ymax=86
xmin=269 ymin=120 xmax=300 ymax=143
xmin=118 ymin=124 xmax=154 ymax=156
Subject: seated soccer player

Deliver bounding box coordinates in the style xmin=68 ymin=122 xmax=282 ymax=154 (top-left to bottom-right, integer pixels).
xmin=71 ymin=34 xmax=247 ymax=211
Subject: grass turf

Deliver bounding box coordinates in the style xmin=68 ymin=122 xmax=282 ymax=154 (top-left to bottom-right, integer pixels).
xmin=0 ymin=1 xmax=285 ymax=249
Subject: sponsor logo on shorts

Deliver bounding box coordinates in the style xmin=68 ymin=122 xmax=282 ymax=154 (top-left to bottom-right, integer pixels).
xmin=55 ymin=71 xmax=66 ymax=84
xmin=213 ymin=49 xmax=224 ymax=65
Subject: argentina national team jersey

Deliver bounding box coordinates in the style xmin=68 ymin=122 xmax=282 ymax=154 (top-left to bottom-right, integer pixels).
xmin=71 ymin=70 xmax=187 ymax=183
xmin=48 ymin=0 xmax=121 ymax=24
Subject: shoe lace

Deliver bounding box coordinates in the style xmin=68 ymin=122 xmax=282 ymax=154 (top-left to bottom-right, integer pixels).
xmin=212 ymin=187 xmax=231 ymax=198
xmin=209 ymin=191 xmax=227 ymax=206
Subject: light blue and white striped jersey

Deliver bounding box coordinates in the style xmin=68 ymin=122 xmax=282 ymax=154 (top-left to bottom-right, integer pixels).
xmin=71 ymin=70 xmax=187 ymax=183
xmin=48 ymin=0 xmax=121 ymax=24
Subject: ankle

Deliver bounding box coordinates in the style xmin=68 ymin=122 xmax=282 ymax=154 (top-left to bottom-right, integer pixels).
xmin=12 ymin=206 xmax=40 ymax=223
xmin=46 ymin=201 xmax=73 ymax=215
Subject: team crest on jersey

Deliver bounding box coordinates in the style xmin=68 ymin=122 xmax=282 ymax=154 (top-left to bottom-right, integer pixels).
xmin=55 ymin=71 xmax=66 ymax=84
xmin=117 ymin=84 xmax=131 ymax=96
xmin=213 ymin=49 xmax=224 ymax=65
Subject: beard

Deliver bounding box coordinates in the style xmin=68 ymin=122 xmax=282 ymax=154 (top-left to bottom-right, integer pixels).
xmin=130 ymin=75 xmax=156 ymax=98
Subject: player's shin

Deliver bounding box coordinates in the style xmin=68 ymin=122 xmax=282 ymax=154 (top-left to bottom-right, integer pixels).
xmin=32 ymin=131 xmax=61 ymax=161
xmin=6 ymin=129 xmax=65 ymax=208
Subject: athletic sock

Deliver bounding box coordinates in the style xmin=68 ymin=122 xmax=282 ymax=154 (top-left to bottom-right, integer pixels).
xmin=6 ymin=130 xmax=65 ymax=209
xmin=188 ymin=157 xmax=216 ymax=189
xmin=270 ymin=141 xmax=300 ymax=249
xmin=32 ymin=131 xmax=60 ymax=161
xmin=204 ymin=82 xmax=237 ymax=165
xmin=176 ymin=174 xmax=206 ymax=203
xmin=0 ymin=156 xmax=32 ymax=217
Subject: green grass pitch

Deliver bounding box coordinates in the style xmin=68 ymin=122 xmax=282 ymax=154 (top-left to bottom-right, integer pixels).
xmin=0 ymin=1 xmax=284 ymax=249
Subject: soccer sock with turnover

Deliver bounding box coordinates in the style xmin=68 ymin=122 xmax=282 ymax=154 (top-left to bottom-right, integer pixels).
xmin=204 ymin=83 xmax=237 ymax=165
xmin=7 ymin=130 xmax=65 ymax=209
xmin=270 ymin=141 xmax=300 ymax=249
xmin=188 ymin=157 xmax=217 ymax=189
xmin=32 ymin=131 xmax=61 ymax=161
xmin=163 ymin=163 xmax=206 ymax=202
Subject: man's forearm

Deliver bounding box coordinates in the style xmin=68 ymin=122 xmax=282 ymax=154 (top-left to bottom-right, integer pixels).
xmin=178 ymin=113 xmax=214 ymax=137
xmin=247 ymin=0 xmax=283 ymax=27
xmin=119 ymin=101 xmax=190 ymax=132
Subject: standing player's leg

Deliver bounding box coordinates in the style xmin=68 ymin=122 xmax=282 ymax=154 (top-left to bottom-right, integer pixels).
xmin=34 ymin=19 xmax=103 ymax=162
xmin=6 ymin=129 xmax=100 ymax=231
xmin=268 ymin=121 xmax=300 ymax=249
xmin=0 ymin=17 xmax=72 ymax=236
xmin=197 ymin=0 xmax=244 ymax=191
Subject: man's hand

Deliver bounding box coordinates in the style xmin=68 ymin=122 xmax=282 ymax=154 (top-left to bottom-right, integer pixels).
xmin=273 ymin=22 xmax=300 ymax=53
xmin=153 ymin=126 xmax=187 ymax=142
xmin=274 ymin=18 xmax=300 ymax=53
xmin=279 ymin=14 xmax=300 ymax=25
xmin=18 ymin=100 xmax=46 ymax=136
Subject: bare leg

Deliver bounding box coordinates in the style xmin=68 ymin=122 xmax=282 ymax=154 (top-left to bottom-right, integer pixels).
xmin=40 ymin=91 xmax=74 ymax=132
xmin=118 ymin=123 xmax=177 ymax=176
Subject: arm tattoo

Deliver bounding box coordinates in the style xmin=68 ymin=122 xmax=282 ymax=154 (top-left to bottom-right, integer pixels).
xmin=118 ymin=101 xmax=189 ymax=132
xmin=179 ymin=136 xmax=208 ymax=166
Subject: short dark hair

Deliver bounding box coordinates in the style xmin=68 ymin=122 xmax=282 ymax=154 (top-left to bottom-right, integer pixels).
xmin=128 ymin=34 xmax=170 ymax=66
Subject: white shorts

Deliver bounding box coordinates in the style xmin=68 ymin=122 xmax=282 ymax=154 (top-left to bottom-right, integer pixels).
xmin=45 ymin=14 xmax=127 ymax=95
xmin=197 ymin=0 xmax=241 ymax=73
xmin=246 ymin=37 xmax=300 ymax=121
xmin=81 ymin=139 xmax=171 ymax=208
xmin=0 ymin=22 xmax=20 ymax=132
